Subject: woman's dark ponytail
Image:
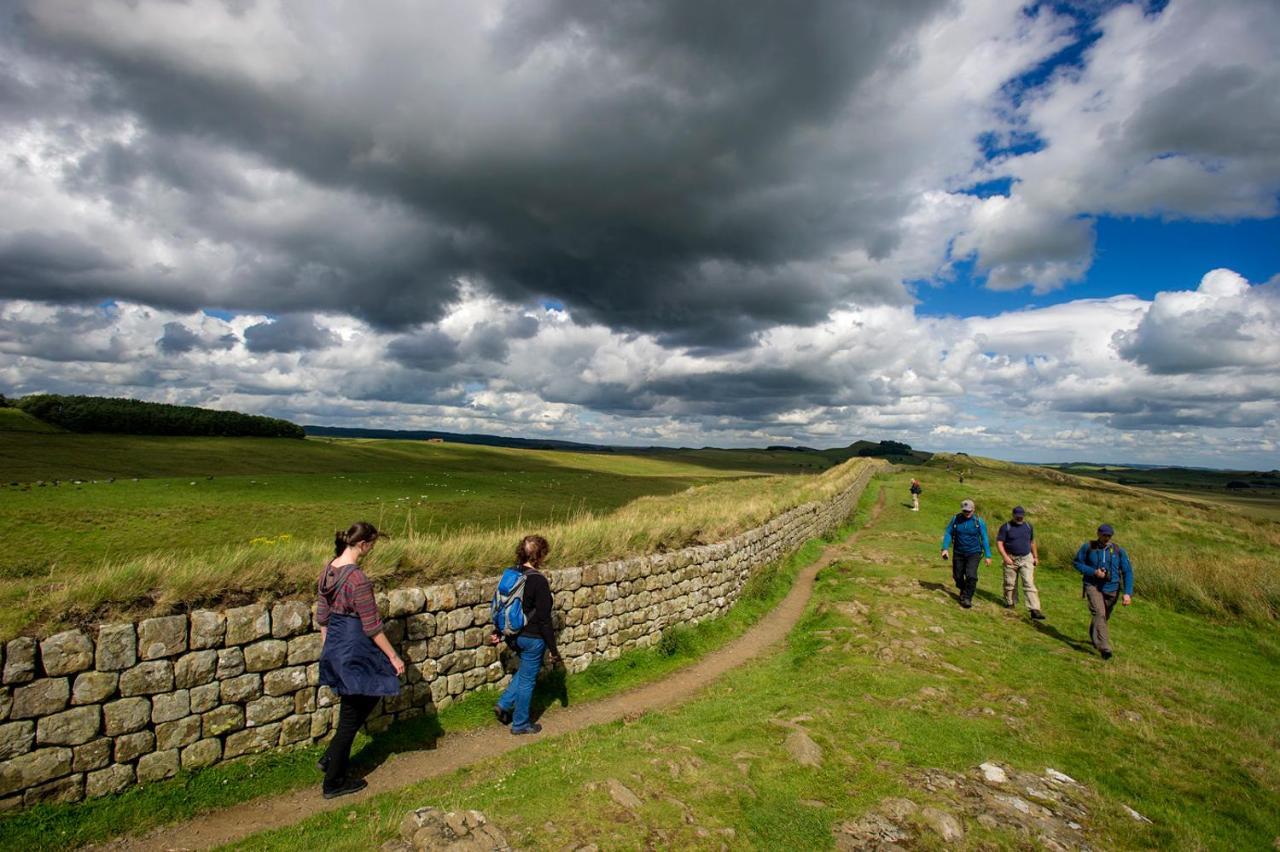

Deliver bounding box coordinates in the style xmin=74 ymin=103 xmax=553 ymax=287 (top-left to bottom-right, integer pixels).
xmin=335 ymin=521 xmax=381 ymax=557
xmin=515 ymin=534 xmax=549 ymax=568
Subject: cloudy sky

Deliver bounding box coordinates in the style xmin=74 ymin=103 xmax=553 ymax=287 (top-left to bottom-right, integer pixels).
xmin=2 ymin=0 xmax=1278 ymax=467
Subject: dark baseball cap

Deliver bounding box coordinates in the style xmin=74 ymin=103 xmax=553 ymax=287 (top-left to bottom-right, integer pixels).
xmin=1097 ymin=523 xmax=1115 ymax=536
xmin=1012 ymin=506 xmax=1025 ymax=516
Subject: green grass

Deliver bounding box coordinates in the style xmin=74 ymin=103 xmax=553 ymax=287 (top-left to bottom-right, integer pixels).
xmin=208 ymin=468 xmax=1280 ymax=851
xmin=0 ymin=407 xmax=63 ymax=433
xmin=0 ymin=508 xmax=867 ymax=851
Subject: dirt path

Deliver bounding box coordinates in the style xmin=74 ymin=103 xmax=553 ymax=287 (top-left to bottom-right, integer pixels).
xmin=114 ymin=489 xmax=884 ymax=851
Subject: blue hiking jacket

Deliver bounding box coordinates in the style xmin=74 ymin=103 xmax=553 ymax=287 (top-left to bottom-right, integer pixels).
xmin=941 ymin=513 xmax=991 ymax=558
xmin=1073 ymin=541 xmax=1134 ymax=595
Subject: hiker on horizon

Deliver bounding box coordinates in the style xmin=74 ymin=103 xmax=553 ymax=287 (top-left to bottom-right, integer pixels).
xmin=316 ymin=521 xmax=405 ymax=799
xmin=1073 ymin=524 xmax=1134 ymax=659
xmin=910 ymin=478 xmax=922 ymax=511
xmin=997 ymin=506 xmax=1044 ymax=620
xmin=490 ymin=534 xmax=563 ymax=735
xmin=940 ymin=499 xmax=991 ymax=609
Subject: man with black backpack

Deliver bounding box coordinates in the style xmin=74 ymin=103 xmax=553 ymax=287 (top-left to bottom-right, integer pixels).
xmin=997 ymin=506 xmax=1044 ymax=620
xmin=940 ymin=499 xmax=991 ymax=609
xmin=1073 ymin=523 xmax=1134 ymax=659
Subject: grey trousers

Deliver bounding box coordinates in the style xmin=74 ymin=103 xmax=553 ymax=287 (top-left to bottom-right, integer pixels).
xmin=1084 ymin=585 xmax=1119 ymax=653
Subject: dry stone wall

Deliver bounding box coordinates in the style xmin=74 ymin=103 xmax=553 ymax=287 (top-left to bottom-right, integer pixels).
xmin=0 ymin=462 xmax=878 ymax=810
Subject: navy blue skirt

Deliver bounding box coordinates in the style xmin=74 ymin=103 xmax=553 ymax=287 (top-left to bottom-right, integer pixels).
xmin=319 ymin=613 xmax=401 ymax=697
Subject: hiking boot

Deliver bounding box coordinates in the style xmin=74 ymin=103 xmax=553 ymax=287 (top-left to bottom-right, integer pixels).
xmin=1030 ymin=609 xmax=1046 ymax=620
xmin=512 ymin=723 xmax=543 ymax=735
xmin=322 ymin=776 xmax=367 ymax=799
xmin=1100 ymin=650 xmax=1113 ymax=660
xmin=1002 ymin=601 xmax=1014 ymax=609
xmin=493 ymin=704 xmax=513 ymax=725
xmin=960 ymin=598 xmax=972 ymax=609
xmin=316 ymin=755 xmax=330 ymax=773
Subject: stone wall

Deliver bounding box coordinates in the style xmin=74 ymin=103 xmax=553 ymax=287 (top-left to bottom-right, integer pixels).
xmin=0 ymin=461 xmax=878 ymax=810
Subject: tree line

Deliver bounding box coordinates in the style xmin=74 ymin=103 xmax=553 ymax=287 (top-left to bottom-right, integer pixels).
xmin=13 ymin=394 xmax=305 ymax=438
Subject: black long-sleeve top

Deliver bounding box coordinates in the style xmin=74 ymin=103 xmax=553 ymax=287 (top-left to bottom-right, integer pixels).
xmin=518 ymin=568 xmax=559 ymax=657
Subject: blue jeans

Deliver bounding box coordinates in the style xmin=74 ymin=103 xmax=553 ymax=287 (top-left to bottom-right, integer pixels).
xmin=497 ymin=635 xmax=545 ymax=730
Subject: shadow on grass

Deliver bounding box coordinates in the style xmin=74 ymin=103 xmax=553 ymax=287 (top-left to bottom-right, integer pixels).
xmin=1030 ymin=619 xmax=1097 ymax=655
xmin=918 ymin=579 xmax=960 ymax=602
xmin=350 ymin=707 xmax=447 ymax=777
xmin=530 ymin=664 xmax=571 ymax=723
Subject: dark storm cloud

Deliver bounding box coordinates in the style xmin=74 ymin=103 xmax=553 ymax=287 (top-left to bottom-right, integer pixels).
xmin=386 ymin=328 xmax=461 ymax=372
xmin=243 ymin=314 xmax=339 ymax=354
xmin=157 ymin=321 xmax=237 ymax=355
xmin=10 ymin=0 xmax=942 ymax=345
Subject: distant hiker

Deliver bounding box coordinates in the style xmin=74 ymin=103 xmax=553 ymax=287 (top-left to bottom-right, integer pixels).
xmin=997 ymin=506 xmax=1044 ymax=619
xmin=909 ymin=478 xmax=922 ymax=511
xmin=1073 ymin=524 xmax=1134 ymax=659
xmin=490 ymin=534 xmax=562 ymax=735
xmin=940 ymin=499 xmax=991 ymax=609
xmin=316 ymin=521 xmax=405 ymax=799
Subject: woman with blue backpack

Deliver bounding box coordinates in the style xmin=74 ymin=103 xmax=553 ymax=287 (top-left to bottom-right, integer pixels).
xmin=490 ymin=534 xmax=562 ymax=734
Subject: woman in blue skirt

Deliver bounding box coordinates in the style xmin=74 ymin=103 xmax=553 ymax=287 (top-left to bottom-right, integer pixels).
xmin=316 ymin=521 xmax=404 ymax=798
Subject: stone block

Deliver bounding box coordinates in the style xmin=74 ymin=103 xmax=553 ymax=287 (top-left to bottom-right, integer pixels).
xmin=264 ymin=666 xmax=308 ymax=697
xmin=181 ymin=738 xmax=221 ymax=770
xmin=0 ymin=746 xmax=72 ymax=796
xmin=3 ymin=638 xmax=36 ymax=685
xmin=243 ymin=640 xmax=287 ymax=672
xmin=189 ymin=610 xmax=226 ymax=650
xmin=220 ymin=673 xmax=262 ymax=704
xmin=454 ymin=577 xmax=485 ymax=606
xmin=306 ymin=663 xmax=320 ymax=686
xmin=36 ymin=706 xmax=100 ymax=746
xmin=280 ymin=714 xmax=311 ymax=744
xmin=119 ymin=661 xmax=174 ymax=696
xmin=103 ymin=697 xmax=151 ymax=736
xmin=463 ymin=668 xmax=486 ymax=690
xmin=216 ymin=647 xmax=246 ymax=679
xmin=136 ymin=748 xmax=179 ymax=783
xmin=11 ymin=678 xmax=69 ymax=718
xmin=245 ymin=695 xmax=293 ymax=727
xmin=459 ymin=627 xmax=486 ymax=650
xmin=39 ymin=630 xmax=94 ymax=677
xmin=446 ymin=673 xmax=464 ymax=696
xmin=0 ymin=686 xmax=8 ymax=720
xmin=86 ymin=764 xmax=133 ymax=798
xmin=286 ymin=633 xmax=323 ymax=665
xmin=310 ymin=710 xmax=331 ymax=739
xmin=190 ymin=682 xmax=221 ymax=714
xmin=406 ymin=612 xmax=436 ymax=640
xmin=317 ymin=685 xmax=339 ymax=708
xmin=405 ymin=640 xmax=429 ymax=664
xmin=271 ymin=601 xmax=312 ymax=638
xmin=423 ymin=583 xmax=457 ymax=612
xmin=383 ymin=618 xmax=405 ymax=647
xmin=72 ymin=738 xmax=111 ymax=772
xmin=365 ymin=714 xmax=391 ymax=734
xmin=443 ymin=608 xmax=473 ymax=632
xmin=0 ymin=721 xmax=33 ymax=760
xmin=174 ymin=650 xmax=218 ymax=688
xmin=387 ymin=587 xmax=426 ymax=617
xmin=138 ymin=615 xmax=187 ymax=660
xmin=294 ymin=688 xmax=317 ymax=715
xmin=225 ymin=604 xmax=270 ymax=646
xmin=202 ymin=705 xmax=245 ymax=738
xmin=427 ymin=634 xmax=454 ymax=658
xmin=223 ymin=723 xmax=280 ymax=759
xmin=113 ymin=731 xmax=155 ymax=763
xmin=95 ymin=624 xmax=137 ymax=672
xmin=156 ymin=715 xmax=202 ymax=750
xmin=151 ymin=689 xmax=191 ymax=724
xmin=23 ymin=772 xmax=82 ymax=806
xmin=72 ymin=671 xmax=118 ymax=705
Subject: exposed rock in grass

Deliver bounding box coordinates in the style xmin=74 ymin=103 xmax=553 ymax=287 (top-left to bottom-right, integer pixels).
xmin=784 ymin=729 xmax=823 ymax=767
xmin=606 ymin=778 xmax=642 ymax=810
xmin=391 ymin=806 xmax=511 ymax=851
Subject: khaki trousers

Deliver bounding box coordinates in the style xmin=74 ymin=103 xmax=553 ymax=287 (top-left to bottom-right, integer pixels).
xmin=1084 ymin=585 xmax=1119 ymax=653
xmin=1002 ymin=553 xmax=1040 ymax=610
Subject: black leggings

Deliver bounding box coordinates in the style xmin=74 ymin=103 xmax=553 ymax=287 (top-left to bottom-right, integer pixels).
xmin=323 ymin=694 xmax=379 ymax=789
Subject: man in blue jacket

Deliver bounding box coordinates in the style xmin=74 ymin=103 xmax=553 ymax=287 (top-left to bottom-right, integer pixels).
xmin=940 ymin=499 xmax=991 ymax=609
xmin=1072 ymin=523 xmax=1134 ymax=659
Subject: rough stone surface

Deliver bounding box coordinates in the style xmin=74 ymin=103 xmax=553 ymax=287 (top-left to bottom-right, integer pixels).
xmin=190 ymin=682 xmax=221 ymax=714
xmin=980 ymin=762 xmax=1009 ymax=785
xmin=225 ymin=604 xmax=271 ymax=646
xmin=264 ymin=666 xmax=308 ymax=696
xmin=39 ymin=630 xmax=94 ymax=676
xmin=11 ymin=678 xmax=70 ymax=719
xmin=223 ymin=723 xmax=280 ymax=758
xmin=244 ymin=640 xmax=288 ymax=672
xmin=0 ymin=721 xmax=34 ymax=760
xmin=202 ymin=705 xmax=245 ymax=738
xmin=138 ymin=615 xmax=188 ymax=660
xmin=0 ymin=747 xmax=72 ymax=796
xmin=156 ymin=716 xmax=202 ymax=750
xmin=181 ymin=738 xmax=221 ymax=770
xmin=72 ymin=738 xmax=112 ymax=772
xmin=606 ymin=778 xmax=643 ymax=810
xmin=35 ymin=706 xmax=99 ymax=746
xmin=151 ymin=690 xmax=191 ymax=724
xmin=113 ymin=731 xmax=155 ymax=763
xmin=86 ymin=764 xmax=134 ymax=798
xmin=189 ymin=610 xmax=226 ymax=649
xmin=136 ymin=749 xmax=180 ymax=783
xmin=216 ymin=647 xmax=246 ymax=679
xmin=784 ymin=729 xmax=824 ymax=768
xmin=245 ymin=695 xmax=293 ymax=727
xmin=103 ymin=697 xmax=151 ymax=736
xmin=3 ymin=638 xmax=37 ymax=684
xmin=287 ymin=634 xmax=323 ymax=665
xmin=271 ymin=601 xmax=311 ymax=638
xmin=221 ymin=673 xmax=262 ymax=704
xmin=388 ymin=588 xmax=426 ymax=617
xmin=174 ymin=650 xmax=218 ymax=688
xmin=398 ymin=806 xmax=511 ymax=851
xmin=119 ymin=661 xmax=174 ymax=696
xmin=95 ymin=624 xmax=137 ymax=672
xmin=23 ymin=773 xmax=82 ymax=806
xmin=921 ymin=806 xmax=965 ymax=842
xmin=72 ymin=671 xmax=118 ymax=705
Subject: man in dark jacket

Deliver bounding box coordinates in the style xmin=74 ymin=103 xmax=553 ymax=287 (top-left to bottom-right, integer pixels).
xmin=1072 ymin=523 xmax=1134 ymax=659
xmin=996 ymin=506 xmax=1044 ymax=620
xmin=940 ymin=499 xmax=991 ymax=609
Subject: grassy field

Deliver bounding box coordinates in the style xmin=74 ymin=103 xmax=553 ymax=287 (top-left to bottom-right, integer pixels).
xmin=1049 ymin=461 xmax=1280 ymax=520
xmin=0 ymin=431 xmax=877 ymax=639
xmin=209 ymin=467 xmax=1279 ymax=850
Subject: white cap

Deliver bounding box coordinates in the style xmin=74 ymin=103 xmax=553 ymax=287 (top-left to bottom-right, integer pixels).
xmin=960 ymin=499 xmax=975 ymax=511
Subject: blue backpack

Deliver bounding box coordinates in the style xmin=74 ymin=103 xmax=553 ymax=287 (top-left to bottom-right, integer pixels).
xmin=491 ymin=567 xmax=528 ymax=637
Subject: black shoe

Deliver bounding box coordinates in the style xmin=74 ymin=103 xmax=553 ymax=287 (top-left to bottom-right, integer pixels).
xmin=1101 ymin=650 xmax=1113 ymax=660
xmin=960 ymin=599 xmax=973 ymax=609
xmin=1002 ymin=601 xmax=1014 ymax=609
xmin=493 ymin=704 xmax=513 ymax=725
xmin=512 ymin=723 xmax=542 ymax=735
xmin=322 ymin=776 xmax=367 ymax=799
xmin=316 ymin=755 xmax=330 ymax=773
xmin=1030 ymin=609 xmax=1046 ymax=620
